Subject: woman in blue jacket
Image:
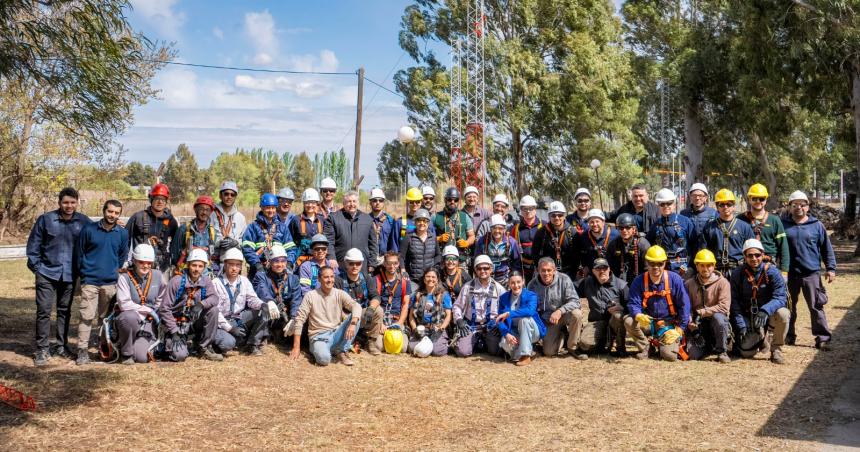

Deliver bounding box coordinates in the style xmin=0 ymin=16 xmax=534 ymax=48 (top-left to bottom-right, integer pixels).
xmin=493 ymin=272 xmax=546 ymax=366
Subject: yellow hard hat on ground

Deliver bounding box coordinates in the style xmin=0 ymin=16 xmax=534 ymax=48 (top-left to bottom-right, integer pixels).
xmin=405 ymin=187 xmax=422 ymax=202
xmin=383 ymin=328 xmax=404 ymax=354
xmin=747 ymin=183 xmax=769 ymax=198
xmin=714 ymin=189 xmax=736 ymax=203
xmin=694 ymin=249 xmax=717 ymax=265
xmin=645 ymin=245 xmax=668 ymax=263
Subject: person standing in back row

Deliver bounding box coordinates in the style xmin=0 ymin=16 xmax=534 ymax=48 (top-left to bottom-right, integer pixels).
xmin=126 ymin=183 xmax=178 ymax=275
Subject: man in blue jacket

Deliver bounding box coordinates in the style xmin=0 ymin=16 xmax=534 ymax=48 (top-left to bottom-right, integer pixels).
xmin=730 ymin=239 xmax=790 ymax=364
xmin=26 ymin=187 xmax=92 ymax=366
xmin=243 ymin=193 xmax=297 ymax=280
xmin=680 ymin=183 xmax=717 ymax=238
xmin=782 ymin=191 xmax=837 ymax=349
xmin=494 ymin=272 xmax=545 ymax=366
xmin=701 ymin=189 xmax=755 ymax=275
xmin=74 ymin=199 xmax=129 ymax=365
xmin=648 ymin=188 xmax=698 ymax=277
xmin=252 ymin=244 xmax=302 ymax=345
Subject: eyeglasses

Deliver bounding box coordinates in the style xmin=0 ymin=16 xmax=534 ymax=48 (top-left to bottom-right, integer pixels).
xmin=221 ymin=191 xmax=237 ymax=198
xmin=658 ymin=202 xmax=674 ymax=207
xmin=716 ymin=203 xmax=735 ymax=208
xmin=745 ymin=253 xmax=763 ymax=259
xmin=415 ymin=219 xmax=429 ymax=224
xmin=550 ymin=213 xmax=565 ymax=218
xmin=476 ymin=266 xmax=492 ymax=272
xmin=280 ymin=199 xmax=293 ymax=204
xmin=520 ymin=207 xmax=535 ymax=212
xmin=750 ymin=197 xmax=766 ymax=203
xmin=321 ymin=189 xmax=336 ymax=194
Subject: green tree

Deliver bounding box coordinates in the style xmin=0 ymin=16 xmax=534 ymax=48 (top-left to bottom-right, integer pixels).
xmin=162 ymin=144 xmax=200 ymax=202
xmin=289 ymin=152 xmax=316 ymax=195
xmin=206 ymin=150 xmax=261 ymax=205
xmin=313 ymin=148 xmax=351 ymax=189
xmin=123 ymin=161 xmax=157 ymax=187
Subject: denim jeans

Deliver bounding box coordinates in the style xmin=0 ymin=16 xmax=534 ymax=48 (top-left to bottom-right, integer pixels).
xmin=500 ymin=317 xmax=540 ymax=360
xmin=310 ymin=314 xmax=360 ymax=365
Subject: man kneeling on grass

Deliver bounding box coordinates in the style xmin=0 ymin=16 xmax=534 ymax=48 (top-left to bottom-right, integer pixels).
xmin=290 ymin=266 xmax=363 ymax=366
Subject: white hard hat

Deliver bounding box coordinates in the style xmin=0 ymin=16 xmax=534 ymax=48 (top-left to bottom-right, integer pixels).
xmin=574 ymin=188 xmax=591 ymax=199
xmin=473 ymin=254 xmax=493 ymax=269
xmin=490 ymin=214 xmax=506 ymax=228
xmin=277 ymin=188 xmax=295 ymax=200
xmin=370 ymin=188 xmax=386 ymax=200
xmin=219 ymin=181 xmax=239 ymax=194
xmin=464 ymin=186 xmax=479 ymax=196
xmin=442 ymin=245 xmax=459 ymax=257
xmin=655 ymin=188 xmax=677 ymax=203
xmin=548 ymin=201 xmax=566 ymax=215
xmin=187 ymin=248 xmax=209 ymax=264
xmin=519 ymin=195 xmax=537 ymax=208
xmin=221 ymin=248 xmax=244 ymax=262
xmin=492 ymin=194 xmax=510 ymax=206
xmin=269 ymin=245 xmax=287 ymax=260
xmin=344 ymin=248 xmax=364 ymax=262
xmin=302 ymin=188 xmax=321 ymax=203
xmin=320 ymin=178 xmax=337 ymax=190
xmin=132 ymin=244 xmax=155 ymax=263
xmin=421 ymin=186 xmax=436 ymax=197
xmin=742 ymin=239 xmax=765 ymax=253
xmin=586 ymin=209 xmax=605 ymax=221
xmin=413 ymin=336 xmax=433 ymax=358
xmin=688 ymin=183 xmax=709 ymax=196
xmin=788 ymin=190 xmax=809 ymax=203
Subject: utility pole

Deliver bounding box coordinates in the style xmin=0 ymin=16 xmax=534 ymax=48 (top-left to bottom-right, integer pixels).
xmin=353 ymin=67 xmax=364 ymax=190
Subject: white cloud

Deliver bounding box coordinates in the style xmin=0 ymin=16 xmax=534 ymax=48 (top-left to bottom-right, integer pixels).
xmin=244 ymin=10 xmax=278 ymax=64
xmin=252 ymin=52 xmax=273 ymax=65
xmin=234 ymin=75 xmax=330 ymax=98
xmin=212 ymin=26 xmax=224 ymax=40
xmin=130 ymin=0 xmax=185 ymax=39
xmin=153 ymin=68 xmax=198 ymax=108
xmin=286 ymin=49 xmax=340 ymax=73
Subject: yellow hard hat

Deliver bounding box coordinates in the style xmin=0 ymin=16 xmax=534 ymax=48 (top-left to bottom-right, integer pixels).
xmin=747 ymin=183 xmax=769 ymax=199
xmin=714 ymin=189 xmax=736 ymax=203
xmin=693 ymin=249 xmax=717 ymax=265
xmin=645 ymin=245 xmax=668 ymax=263
xmin=405 ymin=187 xmax=422 ymax=202
xmin=383 ymin=328 xmax=404 ymax=354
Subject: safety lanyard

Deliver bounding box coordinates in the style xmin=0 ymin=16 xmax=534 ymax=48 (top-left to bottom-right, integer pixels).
xmin=588 ymin=225 xmax=611 ymax=256
xmin=129 ymin=272 xmax=152 ymax=306
xmin=719 ymin=218 xmax=737 ymax=261
xmin=346 ymin=273 xmax=368 ymax=306
xmin=214 ymin=208 xmax=233 ymax=238
xmin=269 ymin=274 xmax=286 ymax=304
xmin=222 ymin=277 xmax=240 ymax=314
xmin=623 ymin=238 xmax=639 ymax=277
xmin=548 ymin=226 xmax=566 ymax=263
xmin=469 ymin=282 xmax=495 ymax=325
xmin=746 ymin=211 xmax=767 ymax=240
xmin=744 ymin=263 xmax=769 ymax=313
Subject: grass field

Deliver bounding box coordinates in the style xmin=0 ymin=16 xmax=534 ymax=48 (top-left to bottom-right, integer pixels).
xmin=0 ymin=242 xmax=858 ymax=450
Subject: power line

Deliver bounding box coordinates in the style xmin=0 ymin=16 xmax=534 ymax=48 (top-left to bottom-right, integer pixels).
xmin=363 ymin=76 xmax=403 ymax=99
xmin=157 ymin=60 xmax=355 ymax=76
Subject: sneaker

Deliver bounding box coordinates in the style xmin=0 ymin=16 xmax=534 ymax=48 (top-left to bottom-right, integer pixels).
xmin=249 ymin=345 xmax=263 ymax=356
xmin=717 ymin=352 xmax=731 ymax=364
xmin=770 ymin=347 xmax=785 ymax=365
xmin=634 ymin=351 xmax=649 ymax=360
xmin=120 ymin=356 xmax=135 ymax=365
xmin=816 ymin=340 xmax=832 ymax=351
xmin=50 ymin=344 xmax=72 ymax=359
xmin=334 ymin=353 xmax=354 ymax=366
xmin=33 ymin=349 xmax=50 ymax=367
xmin=75 ymin=349 xmax=90 ymax=366
xmin=200 ymin=346 xmax=224 ymax=362
xmin=515 ymin=355 xmax=532 ymax=366
xmin=573 ymin=351 xmax=589 ymax=360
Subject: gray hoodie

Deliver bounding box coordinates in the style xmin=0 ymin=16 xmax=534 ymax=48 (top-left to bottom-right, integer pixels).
xmin=527 ymin=272 xmax=580 ymax=321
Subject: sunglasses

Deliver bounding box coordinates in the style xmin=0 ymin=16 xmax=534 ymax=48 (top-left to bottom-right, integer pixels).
xmin=347 ymin=261 xmax=363 ymax=266
xmin=476 ymin=266 xmax=492 ymax=272
xmin=445 ymin=198 xmax=459 ymax=202
xmin=321 ymin=189 xmax=336 ymax=194
xmin=423 ymin=196 xmax=435 ymax=201
xmin=716 ymin=203 xmax=735 ymax=208
xmin=221 ymin=191 xmax=237 ymax=198
xmin=646 ymin=261 xmax=665 ymax=267
xmin=575 ymin=198 xmax=590 ymax=204
xmin=750 ymin=197 xmax=766 ymax=202
xmin=520 ymin=207 xmax=535 ymax=212
xmin=370 ymin=198 xmax=384 ymax=202
xmin=280 ymin=199 xmax=293 ymax=203
xmin=745 ymin=253 xmax=763 ymax=258
xmin=444 ymin=256 xmax=458 ymax=262
xmin=619 ymin=225 xmax=635 ymax=230
xmin=658 ymin=202 xmax=674 ymax=207
xmin=408 ymin=200 xmax=421 ymax=205
xmin=550 ymin=213 xmax=565 ymax=218
xmin=312 ymin=247 xmax=327 ymax=252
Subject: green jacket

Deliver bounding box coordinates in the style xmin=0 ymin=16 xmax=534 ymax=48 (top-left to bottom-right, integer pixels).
xmin=432 ymin=210 xmax=473 ymax=261
xmin=739 ymin=211 xmax=790 ymax=272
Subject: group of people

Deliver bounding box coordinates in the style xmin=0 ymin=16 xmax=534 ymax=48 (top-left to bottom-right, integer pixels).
xmin=26 ymin=178 xmax=837 ymax=367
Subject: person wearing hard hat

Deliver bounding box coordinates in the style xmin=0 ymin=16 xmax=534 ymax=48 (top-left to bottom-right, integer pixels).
xmin=27 ymin=187 xmax=92 ymax=366
xmin=782 ymin=190 xmax=836 ymax=349
xmin=368 ymin=187 xmax=400 ymax=256
xmin=701 ymin=189 xmax=755 ymax=275
xmin=646 ymin=188 xmax=698 ymax=277
xmin=527 ymin=257 xmax=583 ymax=358
xmin=407 ymin=268 xmax=453 ymax=357
xmin=625 ymin=245 xmax=691 ymax=361
xmin=318 ymin=177 xmax=338 ymax=219
xmin=533 ymin=201 xmax=577 ymax=281
xmin=126 ymin=183 xmax=178 ymax=275
xmin=574 ymin=258 xmax=629 ymax=357
xmin=608 ymin=183 xmax=660 ymax=236
xmin=565 ymin=187 xmax=594 ymax=234
xmin=373 ymin=252 xmax=412 ymax=353
xmin=211 ymin=181 xmax=247 ymax=263
xmin=252 ymin=244 xmax=302 ymax=346
xmin=474 ymin=193 xmax=515 ymax=239
xmin=335 ymin=248 xmax=384 ymax=355
xmin=452 ymin=255 xmax=506 ymax=357
xmin=298 ymin=234 xmax=338 ymax=297
xmin=738 ymin=183 xmax=790 ymax=275
xmin=158 ymin=248 xmax=223 ymax=362
xmin=212 ymin=248 xmax=270 ymax=356
xmin=399 ymin=187 xmax=432 ymax=241
xmin=730 ymin=239 xmax=790 ymax=364
xmin=684 ymin=249 xmax=731 ymax=363
xmin=433 ymin=187 xmax=475 ymax=269
xmin=607 ymin=213 xmax=651 ymax=286
xmin=276 ymin=187 xmax=296 ymax=226
xmin=510 ymin=195 xmax=543 ymax=282
xmin=439 ymin=245 xmax=471 ymax=299
xmin=290 ymin=266 xmax=363 ymax=366
xmin=420 ymin=186 xmax=437 ymax=216
xmin=74 ymin=199 xmax=128 ymax=365
xmin=495 ymin=272 xmax=545 ymax=366
xmin=324 ymin=191 xmax=378 ymax=273
xmin=289 ymin=188 xmax=325 ymax=269
xmin=171 ymin=195 xmax=217 ymax=276
xmin=462 ymin=185 xmax=491 ymax=232
xmin=400 ymin=209 xmax=440 ymax=287
xmin=576 ymin=209 xmax=619 ymax=276
xmin=680 ymin=182 xmax=716 ymax=238
xmin=113 ymin=244 xmax=167 ymax=364
xmin=242 ymin=193 xmax=297 ymax=280
xmin=475 ymin=214 xmax=522 ymax=287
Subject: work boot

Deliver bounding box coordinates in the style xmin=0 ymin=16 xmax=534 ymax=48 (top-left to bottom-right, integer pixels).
xmin=334 ymin=353 xmax=354 ymax=366
xmin=770 ymin=346 xmax=785 ymax=365
xmin=815 ymin=340 xmax=832 ymax=351
xmin=515 ymin=355 xmax=532 ymax=366
xmin=785 ymin=335 xmax=796 ymax=346
xmin=634 ymin=351 xmax=649 ymax=360
xmin=367 ymin=339 xmax=382 ymax=356
xmin=249 ymin=345 xmax=263 ymax=356
xmin=717 ymin=352 xmax=731 ymax=364
xmin=75 ymin=349 xmax=90 ymax=366
xmin=572 ymin=350 xmax=589 ymax=360
xmin=51 ymin=344 xmax=72 ymax=359
xmin=33 ymin=349 xmax=50 ymax=367
xmin=200 ymin=345 xmax=224 ymax=362
xmin=120 ymin=356 xmax=135 ymax=366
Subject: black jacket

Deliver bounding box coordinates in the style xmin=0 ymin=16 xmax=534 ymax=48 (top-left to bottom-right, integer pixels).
xmin=399 ymin=231 xmax=441 ymax=283
xmin=609 ymin=201 xmax=660 ymax=235
xmin=324 ymin=209 xmax=378 ymax=270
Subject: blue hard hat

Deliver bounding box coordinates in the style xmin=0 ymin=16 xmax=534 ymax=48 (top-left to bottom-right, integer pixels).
xmin=260 ymin=193 xmax=278 ymax=207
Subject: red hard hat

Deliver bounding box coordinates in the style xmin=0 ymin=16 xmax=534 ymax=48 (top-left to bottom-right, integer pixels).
xmin=194 ymin=195 xmax=215 ymax=209
xmin=149 ymin=183 xmax=170 ymax=199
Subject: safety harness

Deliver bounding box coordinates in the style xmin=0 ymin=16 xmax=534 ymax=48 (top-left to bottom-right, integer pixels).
xmin=483 ymin=234 xmax=515 ymax=284
xmin=376 ymin=272 xmax=408 ymax=322
xmin=717 ymin=218 xmax=739 ymax=272
xmin=296 ymin=215 xmax=323 ymax=267
xmin=641 ymin=271 xmax=688 ymax=360
xmin=372 ymin=212 xmax=395 ymax=249
xmin=173 ymin=273 xmax=206 ymax=333
xmin=587 ymin=225 xmax=612 ymax=259
xmin=512 ymin=219 xmax=542 ymax=267
xmin=621 ymin=237 xmax=641 ymax=282
xmin=344 ymin=273 xmax=370 ymax=308
xmin=174 ymin=219 xmax=216 ymax=275
xmin=221 ymin=277 xmax=241 ymax=316
xmin=140 ymin=207 xmax=173 ymax=268
xmin=213 ymin=206 xmax=233 ymax=239
xmin=744 ymin=263 xmax=770 ymax=316
xmin=442 ymin=268 xmax=464 ymax=296
xmin=412 ymin=290 xmax=447 ymax=328
xmin=467 ymin=280 xmax=499 ymax=327
xmin=547 ymin=225 xmax=569 ymax=266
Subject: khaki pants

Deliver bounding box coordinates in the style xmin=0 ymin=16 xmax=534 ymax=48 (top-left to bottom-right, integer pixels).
xmin=541 ymin=309 xmax=583 ymax=356
xmin=623 ymin=315 xmax=680 ymax=361
xmin=578 ymin=312 xmax=625 ymax=353
xmin=739 ymin=307 xmax=790 ymax=359
xmin=77 ymin=284 xmax=117 ymax=351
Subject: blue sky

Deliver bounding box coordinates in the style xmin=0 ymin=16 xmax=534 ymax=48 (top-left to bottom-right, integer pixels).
xmin=121 ymin=0 xmax=414 ymax=188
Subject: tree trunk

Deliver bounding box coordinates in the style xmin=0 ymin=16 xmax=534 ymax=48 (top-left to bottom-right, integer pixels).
xmin=683 ymin=101 xmax=705 ymax=185
xmin=850 ymin=61 xmax=860 ymax=256
xmin=751 ymin=132 xmax=779 ymax=211
xmin=511 ymin=126 xmax=525 ymax=200
xmin=0 ymin=106 xmax=35 ymax=238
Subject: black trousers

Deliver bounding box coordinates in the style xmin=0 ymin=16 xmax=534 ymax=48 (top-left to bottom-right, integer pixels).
xmin=34 ymin=273 xmax=75 ymax=351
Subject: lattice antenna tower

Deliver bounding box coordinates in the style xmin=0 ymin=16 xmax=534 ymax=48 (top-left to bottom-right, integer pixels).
xmin=450 ymin=39 xmax=463 ymax=154
xmin=465 ymin=0 xmax=486 ymax=202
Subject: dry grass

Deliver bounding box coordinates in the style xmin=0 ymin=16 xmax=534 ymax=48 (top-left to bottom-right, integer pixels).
xmin=1 ymin=242 xmax=858 ymax=451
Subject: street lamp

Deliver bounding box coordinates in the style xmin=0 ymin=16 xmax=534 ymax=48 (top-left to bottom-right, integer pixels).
xmin=397 ymin=126 xmax=415 ymax=196
xmin=590 ymin=159 xmax=603 ymax=210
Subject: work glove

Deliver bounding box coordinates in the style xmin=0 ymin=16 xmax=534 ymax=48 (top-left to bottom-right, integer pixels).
xmin=456 ymin=239 xmax=469 ymax=248
xmin=169 ymin=332 xmax=182 ymax=350
xmin=255 ymin=263 xmax=266 ymax=275
xmin=635 ymin=313 xmax=653 ymax=330
xmin=266 ymin=301 xmax=281 ymax=320
xmin=660 ymin=327 xmax=683 ymax=345
xmin=437 ymin=233 xmax=450 ymax=243
xmin=455 ymin=318 xmax=471 ymax=338
xmin=282 ymin=318 xmax=295 ymax=337
xmin=219 ymin=237 xmax=239 ymax=252
xmin=229 ymin=324 xmax=246 ymax=340
xmin=753 ymin=311 xmax=769 ymax=330
xmin=190 ymin=302 xmax=204 ymax=319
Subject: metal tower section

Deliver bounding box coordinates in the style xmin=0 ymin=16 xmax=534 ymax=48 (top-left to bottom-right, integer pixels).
xmin=450 ymin=39 xmax=463 ymax=155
